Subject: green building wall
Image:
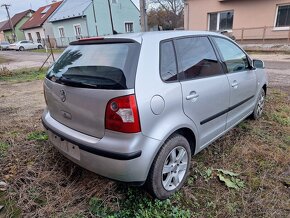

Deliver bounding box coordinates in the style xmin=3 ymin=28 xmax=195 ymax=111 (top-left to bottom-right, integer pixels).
xmin=4 ymin=15 xmax=31 ymax=42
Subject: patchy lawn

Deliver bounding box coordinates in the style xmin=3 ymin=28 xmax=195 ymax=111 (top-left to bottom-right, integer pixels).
xmin=30 ymin=48 xmax=64 ymax=54
xmin=0 ymin=67 xmax=47 ymax=83
xmin=0 ymin=74 xmax=289 ymax=217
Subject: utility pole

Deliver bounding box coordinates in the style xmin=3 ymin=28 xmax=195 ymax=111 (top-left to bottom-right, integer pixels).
xmin=139 ymin=0 xmax=148 ymax=32
xmin=1 ymin=4 xmax=16 ymax=42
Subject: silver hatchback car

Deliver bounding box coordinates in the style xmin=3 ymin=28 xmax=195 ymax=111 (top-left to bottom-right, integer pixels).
xmin=42 ymin=31 xmax=267 ymax=199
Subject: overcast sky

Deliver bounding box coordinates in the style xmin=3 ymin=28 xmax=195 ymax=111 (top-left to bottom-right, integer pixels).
xmin=0 ymin=0 xmax=140 ymax=22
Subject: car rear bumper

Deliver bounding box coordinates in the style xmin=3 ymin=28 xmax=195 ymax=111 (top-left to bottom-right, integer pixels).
xmin=42 ymin=109 xmax=161 ymax=183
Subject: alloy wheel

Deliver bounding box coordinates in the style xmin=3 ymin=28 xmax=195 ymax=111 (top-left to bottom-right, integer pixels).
xmin=162 ymin=146 xmax=188 ymax=191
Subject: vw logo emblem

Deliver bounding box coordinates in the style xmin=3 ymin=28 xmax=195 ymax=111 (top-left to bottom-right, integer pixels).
xmin=60 ymin=90 xmax=66 ymax=102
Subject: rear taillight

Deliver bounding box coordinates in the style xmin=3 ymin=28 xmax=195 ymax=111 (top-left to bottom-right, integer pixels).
xmin=105 ymin=95 xmax=141 ymax=133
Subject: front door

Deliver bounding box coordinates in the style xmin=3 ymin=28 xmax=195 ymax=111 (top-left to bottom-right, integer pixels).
xmin=175 ymin=36 xmax=230 ymax=148
xmin=211 ymin=37 xmax=256 ymax=129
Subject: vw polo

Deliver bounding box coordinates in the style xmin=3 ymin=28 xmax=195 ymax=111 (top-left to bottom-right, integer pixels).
xmin=42 ymin=31 xmax=267 ymax=199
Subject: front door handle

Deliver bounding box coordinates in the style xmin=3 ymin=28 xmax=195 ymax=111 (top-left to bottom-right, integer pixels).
xmin=231 ymin=80 xmax=239 ymax=88
xmin=186 ymin=91 xmax=199 ymax=101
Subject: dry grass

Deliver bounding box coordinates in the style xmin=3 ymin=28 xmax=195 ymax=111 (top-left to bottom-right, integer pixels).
xmin=0 ymin=78 xmax=289 ymax=217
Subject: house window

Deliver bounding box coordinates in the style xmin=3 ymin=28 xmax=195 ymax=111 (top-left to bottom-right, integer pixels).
xmin=58 ymin=27 xmax=65 ymax=38
xmin=27 ymin=33 xmax=33 ymax=41
xmin=74 ymin=24 xmax=82 ymax=37
xmin=125 ymin=22 xmax=134 ymax=33
xmin=276 ymin=5 xmax=290 ymax=27
xmin=36 ymin=32 xmax=41 ymax=43
xmin=208 ymin=11 xmax=234 ymax=31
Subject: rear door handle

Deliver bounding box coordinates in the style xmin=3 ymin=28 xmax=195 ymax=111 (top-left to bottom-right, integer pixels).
xmin=186 ymin=91 xmax=199 ymax=101
xmin=231 ymin=80 xmax=239 ymax=88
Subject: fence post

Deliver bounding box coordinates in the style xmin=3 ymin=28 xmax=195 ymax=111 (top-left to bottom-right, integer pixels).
xmin=262 ymin=26 xmax=266 ymax=44
xmin=47 ymin=35 xmax=55 ymax=62
xmin=241 ymin=28 xmax=244 ymax=42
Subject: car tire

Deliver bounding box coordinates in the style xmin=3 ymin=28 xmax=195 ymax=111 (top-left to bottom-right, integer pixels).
xmin=19 ymin=46 xmax=24 ymax=51
xmin=146 ymin=134 xmax=191 ymax=200
xmin=251 ymin=89 xmax=266 ymax=120
xmin=38 ymin=45 xmax=43 ymax=49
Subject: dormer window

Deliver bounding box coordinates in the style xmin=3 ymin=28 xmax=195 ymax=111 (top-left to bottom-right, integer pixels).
xmin=41 ymin=6 xmax=51 ymax=14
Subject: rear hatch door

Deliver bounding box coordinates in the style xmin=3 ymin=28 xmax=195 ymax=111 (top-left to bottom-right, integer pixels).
xmin=44 ymin=40 xmax=140 ymax=138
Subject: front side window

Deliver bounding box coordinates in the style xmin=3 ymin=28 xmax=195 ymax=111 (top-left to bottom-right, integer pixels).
xmin=125 ymin=22 xmax=134 ymax=33
xmin=213 ymin=37 xmax=249 ymax=73
xmin=160 ymin=41 xmax=178 ymax=82
xmin=209 ymin=11 xmax=234 ymax=31
xmin=276 ymin=5 xmax=290 ymax=27
xmin=175 ymin=36 xmax=223 ymax=80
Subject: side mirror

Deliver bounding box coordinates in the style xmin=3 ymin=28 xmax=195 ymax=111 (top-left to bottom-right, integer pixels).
xmin=253 ymin=59 xmax=265 ymax=69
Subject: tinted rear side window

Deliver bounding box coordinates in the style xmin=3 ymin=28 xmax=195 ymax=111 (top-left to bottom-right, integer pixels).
xmin=175 ymin=36 xmax=223 ymax=80
xmin=160 ymin=41 xmax=178 ymax=82
xmin=212 ymin=37 xmax=249 ymax=73
xmin=46 ymin=43 xmax=140 ymax=89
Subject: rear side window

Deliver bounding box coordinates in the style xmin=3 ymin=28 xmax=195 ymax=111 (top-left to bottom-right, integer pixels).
xmin=160 ymin=41 xmax=178 ymax=82
xmin=46 ymin=43 xmax=140 ymax=89
xmin=175 ymin=36 xmax=223 ymax=80
xmin=212 ymin=37 xmax=249 ymax=73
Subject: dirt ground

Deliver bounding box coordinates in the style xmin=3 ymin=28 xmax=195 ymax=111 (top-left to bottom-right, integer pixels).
xmin=0 ymin=54 xmax=289 ymax=217
xmin=0 ymin=51 xmax=60 ymax=70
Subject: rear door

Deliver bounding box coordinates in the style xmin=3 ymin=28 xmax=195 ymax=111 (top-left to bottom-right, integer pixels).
xmin=211 ymin=37 xmax=256 ymax=129
xmin=44 ymin=40 xmax=140 ymax=138
xmin=175 ymin=36 xmax=230 ymax=148
xmin=20 ymin=41 xmax=28 ymax=49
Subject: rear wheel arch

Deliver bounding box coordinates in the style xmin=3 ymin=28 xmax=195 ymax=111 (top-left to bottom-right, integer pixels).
xmin=155 ymin=127 xmax=197 ymax=158
xmin=145 ymin=126 xmax=197 ymax=180
xmin=174 ymin=128 xmax=196 ymax=155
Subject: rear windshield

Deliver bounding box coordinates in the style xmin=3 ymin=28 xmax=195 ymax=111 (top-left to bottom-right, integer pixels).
xmin=46 ymin=42 xmax=140 ymax=90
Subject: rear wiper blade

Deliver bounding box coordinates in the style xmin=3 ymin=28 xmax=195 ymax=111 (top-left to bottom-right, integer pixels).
xmin=57 ymin=76 xmax=98 ymax=88
xmin=63 ymin=74 xmax=126 ymax=88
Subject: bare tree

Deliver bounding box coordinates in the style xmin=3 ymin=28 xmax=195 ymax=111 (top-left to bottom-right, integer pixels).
xmin=150 ymin=0 xmax=184 ymax=15
xmin=148 ymin=0 xmax=184 ymax=30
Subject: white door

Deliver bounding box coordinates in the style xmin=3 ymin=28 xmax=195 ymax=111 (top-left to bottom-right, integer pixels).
xmin=27 ymin=40 xmax=36 ymax=49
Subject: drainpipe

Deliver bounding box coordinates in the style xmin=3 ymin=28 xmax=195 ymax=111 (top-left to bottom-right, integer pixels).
xmin=107 ymin=0 xmax=115 ymax=34
xmin=184 ymin=0 xmax=189 ymax=30
xmin=91 ymin=0 xmax=99 ymax=36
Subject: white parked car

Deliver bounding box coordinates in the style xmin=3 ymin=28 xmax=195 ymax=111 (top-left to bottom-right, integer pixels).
xmin=0 ymin=41 xmax=10 ymax=50
xmin=9 ymin=40 xmax=43 ymax=51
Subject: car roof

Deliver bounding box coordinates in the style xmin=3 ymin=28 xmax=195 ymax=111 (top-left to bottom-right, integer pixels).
xmin=104 ymin=31 xmax=226 ymax=43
